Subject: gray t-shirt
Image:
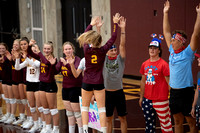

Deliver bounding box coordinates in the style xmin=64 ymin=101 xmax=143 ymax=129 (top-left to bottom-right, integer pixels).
xmin=103 ymin=55 xmax=125 ymax=89
xmin=196 ymin=71 xmax=200 ymax=106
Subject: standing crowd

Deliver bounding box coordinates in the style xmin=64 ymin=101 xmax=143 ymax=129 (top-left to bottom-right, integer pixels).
xmin=0 ymin=1 xmax=200 ymax=133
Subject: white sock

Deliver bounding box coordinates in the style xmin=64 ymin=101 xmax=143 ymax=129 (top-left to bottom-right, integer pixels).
xmin=69 ymin=125 xmax=75 ymax=133
xmin=20 ymin=113 xmax=25 ymax=119
xmin=83 ymin=125 xmax=88 ymax=133
xmin=10 ymin=114 xmax=15 ymax=118
xmin=101 ymin=127 xmax=107 ymax=133
xmin=46 ymin=124 xmax=52 ymax=129
xmin=78 ymin=127 xmax=83 ymax=133
xmin=53 ymin=126 xmax=59 ymax=130
xmin=29 ymin=116 xmax=33 ymax=121
xmin=42 ymin=121 xmax=46 ymax=127
xmin=34 ymin=121 xmax=38 ymax=125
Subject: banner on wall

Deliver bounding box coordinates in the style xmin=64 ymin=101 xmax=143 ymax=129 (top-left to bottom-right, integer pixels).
xmin=79 ymin=96 xmax=101 ymax=132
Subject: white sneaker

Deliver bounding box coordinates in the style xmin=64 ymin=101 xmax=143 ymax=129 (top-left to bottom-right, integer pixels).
xmin=4 ymin=115 xmax=16 ymax=124
xmin=40 ymin=127 xmax=46 ymax=133
xmin=20 ymin=118 xmax=29 ymax=127
xmin=44 ymin=127 xmax=53 ymax=133
xmin=52 ymin=128 xmax=59 ymax=133
xmin=13 ymin=117 xmax=26 ymax=125
xmin=28 ymin=123 xmax=39 ymax=132
xmin=38 ymin=120 xmax=43 ymax=130
xmin=23 ymin=120 xmax=34 ymax=129
xmin=0 ymin=113 xmax=10 ymax=123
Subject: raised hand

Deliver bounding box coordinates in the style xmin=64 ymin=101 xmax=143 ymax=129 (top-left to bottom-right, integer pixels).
xmin=113 ymin=13 xmax=121 ymax=24
xmin=118 ymin=17 xmax=126 ymax=29
xmin=21 ymin=51 xmax=27 ymax=59
xmin=29 ymin=39 xmax=36 ymax=46
xmin=60 ymin=57 xmax=67 ymax=65
xmin=5 ymin=50 xmax=12 ymax=61
xmin=90 ymin=16 xmax=99 ymax=26
xmin=163 ymin=0 xmax=170 ymax=13
xmin=49 ymin=57 xmax=57 ymax=65
xmin=196 ymin=3 xmax=200 ymax=14
xmin=96 ymin=16 xmax=104 ymax=29
xmin=11 ymin=49 xmax=20 ymax=59
xmin=67 ymin=58 xmax=75 ymax=65
xmin=32 ymin=44 xmax=40 ymax=54
xmin=0 ymin=56 xmax=4 ymax=63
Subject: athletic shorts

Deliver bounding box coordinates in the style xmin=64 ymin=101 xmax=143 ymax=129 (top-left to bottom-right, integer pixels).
xmin=2 ymin=80 xmax=12 ymax=86
xmin=39 ymin=81 xmax=58 ymax=93
xmin=26 ymin=81 xmax=39 ymax=92
xmin=105 ymin=89 xmax=127 ymax=117
xmin=169 ymin=86 xmax=194 ymax=116
xmin=82 ymin=83 xmax=104 ymax=91
xmin=12 ymin=81 xmax=23 ymax=85
xmin=62 ymin=87 xmax=81 ymax=103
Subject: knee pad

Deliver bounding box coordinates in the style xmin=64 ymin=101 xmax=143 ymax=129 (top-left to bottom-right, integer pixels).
xmin=16 ymin=99 xmax=22 ymax=104
xmin=43 ymin=108 xmax=50 ymax=115
xmin=50 ymin=108 xmax=59 ymax=116
xmin=74 ymin=112 xmax=81 ymax=118
xmin=5 ymin=98 xmax=9 ymax=103
xmin=98 ymin=107 xmax=106 ymax=114
xmin=10 ymin=99 xmax=16 ymax=104
xmin=81 ymin=106 xmax=89 ymax=112
xmin=21 ymin=99 xmax=27 ymax=105
xmin=66 ymin=111 xmax=74 ymax=117
xmin=38 ymin=106 xmax=44 ymax=113
xmin=1 ymin=94 xmax=5 ymax=100
xmin=30 ymin=107 xmax=36 ymax=113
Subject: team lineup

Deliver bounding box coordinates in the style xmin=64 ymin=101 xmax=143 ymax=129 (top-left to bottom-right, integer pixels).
xmin=0 ymin=0 xmax=200 ymax=133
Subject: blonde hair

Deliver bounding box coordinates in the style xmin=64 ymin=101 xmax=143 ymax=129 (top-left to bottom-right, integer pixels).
xmin=44 ymin=41 xmax=54 ymax=57
xmin=63 ymin=41 xmax=75 ymax=54
xmin=14 ymin=39 xmax=20 ymax=44
xmin=78 ymin=30 xmax=102 ymax=48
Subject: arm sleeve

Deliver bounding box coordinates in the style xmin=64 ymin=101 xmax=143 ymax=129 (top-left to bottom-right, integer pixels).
xmin=15 ymin=58 xmax=28 ymax=70
xmin=78 ymin=58 xmax=85 ymax=70
xmin=85 ymin=24 xmax=92 ymax=32
xmin=103 ymin=23 xmax=118 ymax=52
xmin=54 ymin=60 xmax=61 ymax=74
xmin=139 ymin=63 xmax=145 ymax=75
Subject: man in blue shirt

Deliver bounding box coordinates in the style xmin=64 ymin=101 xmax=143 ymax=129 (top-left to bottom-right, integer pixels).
xmin=163 ymin=1 xmax=200 ymax=133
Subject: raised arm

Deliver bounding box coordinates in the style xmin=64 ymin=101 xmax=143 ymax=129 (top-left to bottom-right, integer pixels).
xmin=68 ymin=58 xmax=82 ymax=78
xmin=95 ymin=16 xmax=104 ymax=34
xmin=103 ymin=13 xmax=121 ymax=51
xmin=139 ymin=75 xmax=145 ymax=107
xmin=118 ymin=17 xmax=126 ymax=59
xmin=163 ymin=0 xmax=171 ymax=48
xmin=190 ymin=3 xmax=200 ymax=51
xmin=15 ymin=58 xmax=28 ymax=70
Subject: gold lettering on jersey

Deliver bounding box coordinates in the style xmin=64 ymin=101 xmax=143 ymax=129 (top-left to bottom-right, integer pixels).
xmin=40 ymin=63 xmax=46 ymax=73
xmin=113 ymin=24 xmax=116 ymax=32
xmin=41 ymin=63 xmax=47 ymax=67
xmin=12 ymin=65 xmax=15 ymax=70
xmin=21 ymin=58 xmax=25 ymax=62
xmin=0 ymin=67 xmax=2 ymax=71
xmin=91 ymin=55 xmax=97 ymax=64
xmin=61 ymin=66 xmax=68 ymax=76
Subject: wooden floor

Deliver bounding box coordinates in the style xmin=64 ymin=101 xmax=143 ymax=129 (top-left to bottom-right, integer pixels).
xmin=0 ymin=75 xmax=196 ymax=133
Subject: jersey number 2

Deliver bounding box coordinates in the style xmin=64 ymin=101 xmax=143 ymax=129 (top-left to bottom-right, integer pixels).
xmin=91 ymin=55 xmax=97 ymax=64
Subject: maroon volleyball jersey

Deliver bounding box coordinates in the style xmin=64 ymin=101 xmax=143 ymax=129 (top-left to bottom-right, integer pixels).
xmin=83 ymin=23 xmax=118 ymax=84
xmin=55 ymin=56 xmax=82 ymax=88
xmin=1 ymin=56 xmax=12 ymax=82
xmin=27 ymin=46 xmax=56 ymax=83
xmin=11 ymin=60 xmax=23 ymax=83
